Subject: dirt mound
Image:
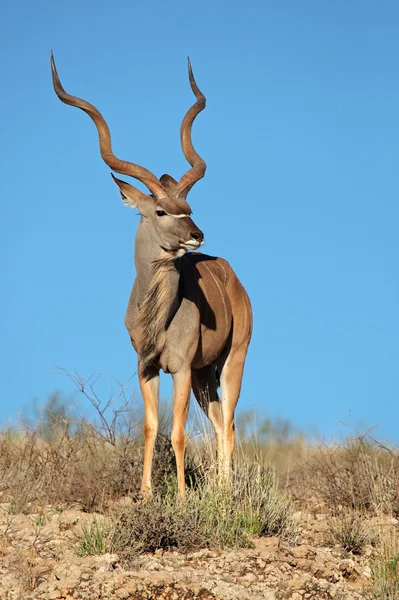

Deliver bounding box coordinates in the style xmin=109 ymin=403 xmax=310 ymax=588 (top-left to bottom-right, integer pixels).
xmin=0 ymin=506 xmax=373 ymax=600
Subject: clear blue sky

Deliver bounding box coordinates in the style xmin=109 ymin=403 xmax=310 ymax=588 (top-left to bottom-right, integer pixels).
xmin=1 ymin=0 xmax=398 ymax=440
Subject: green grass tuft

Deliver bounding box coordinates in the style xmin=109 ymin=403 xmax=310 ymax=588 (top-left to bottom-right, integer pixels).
xmin=75 ymin=516 xmax=110 ymax=557
xmin=112 ymin=455 xmax=295 ymax=558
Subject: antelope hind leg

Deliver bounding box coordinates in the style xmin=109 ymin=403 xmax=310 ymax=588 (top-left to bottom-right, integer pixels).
xmin=191 ymin=365 xmax=223 ymax=470
xmin=217 ymin=346 xmax=248 ymax=478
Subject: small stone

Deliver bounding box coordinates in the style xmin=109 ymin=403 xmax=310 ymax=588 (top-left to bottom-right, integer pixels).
xmin=339 ymin=558 xmax=355 ymax=577
xmin=291 ymin=545 xmax=316 ymax=560
xmin=286 ymin=576 xmax=308 ymax=591
xmin=243 ymin=572 xmax=257 ymax=582
xmin=256 ymin=536 xmax=280 ymax=550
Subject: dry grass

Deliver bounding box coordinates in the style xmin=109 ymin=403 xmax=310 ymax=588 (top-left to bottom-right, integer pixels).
xmin=0 ymin=393 xmax=295 ymax=555
xmin=291 ymin=435 xmax=399 ymax=516
xmin=2 ymin=383 xmax=399 ymax=600
xmin=2 ymin=411 xmax=398 ymax=521
xmin=0 ymin=424 xmax=176 ymax=512
xmin=366 ymin=533 xmax=399 ymax=599
xmin=111 ymin=456 xmax=295 ymax=558
xmin=0 ymin=382 xmax=178 ymax=512
xmin=326 ymin=511 xmax=375 ymax=554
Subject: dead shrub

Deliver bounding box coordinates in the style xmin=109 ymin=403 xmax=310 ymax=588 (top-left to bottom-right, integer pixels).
xmin=293 ymin=436 xmax=399 ymax=516
xmin=0 ymin=423 xmax=177 ymax=513
xmin=13 ymin=549 xmax=44 ymax=594
xmin=112 ymin=492 xmax=205 ymax=556
xmin=327 ymin=511 xmax=374 ymax=554
xmin=0 ymin=373 xmax=188 ymax=512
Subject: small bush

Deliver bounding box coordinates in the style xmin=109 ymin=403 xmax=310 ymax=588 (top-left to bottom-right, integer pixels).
xmin=294 ymin=436 xmax=399 ymax=516
xmin=0 ymin=422 xmax=177 ymax=513
xmin=327 ymin=511 xmax=373 ymax=554
xmin=112 ymin=456 xmax=295 ymax=558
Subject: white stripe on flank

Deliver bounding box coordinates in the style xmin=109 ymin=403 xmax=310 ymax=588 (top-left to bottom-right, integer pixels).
xmin=202 ymin=262 xmax=229 ymax=338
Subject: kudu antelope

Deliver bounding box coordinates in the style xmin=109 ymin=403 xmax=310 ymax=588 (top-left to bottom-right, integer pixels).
xmin=51 ymin=54 xmax=252 ymax=496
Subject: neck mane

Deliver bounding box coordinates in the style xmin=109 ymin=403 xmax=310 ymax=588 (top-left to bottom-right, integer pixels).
xmin=134 ymin=220 xmax=181 ymax=369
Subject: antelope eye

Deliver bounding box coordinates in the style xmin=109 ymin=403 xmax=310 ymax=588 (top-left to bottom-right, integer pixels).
xmin=156 ymin=210 xmax=167 ymax=217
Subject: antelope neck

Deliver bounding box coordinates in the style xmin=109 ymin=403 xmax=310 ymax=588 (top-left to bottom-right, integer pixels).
xmin=134 ymin=218 xmax=181 ymax=308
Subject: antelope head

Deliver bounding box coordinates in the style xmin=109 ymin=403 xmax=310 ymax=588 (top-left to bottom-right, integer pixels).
xmin=51 ymin=53 xmax=206 ymax=256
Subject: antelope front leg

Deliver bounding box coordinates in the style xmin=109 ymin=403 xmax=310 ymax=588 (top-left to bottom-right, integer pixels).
xmin=171 ymin=368 xmax=191 ymax=496
xmin=138 ymin=365 xmax=160 ymax=497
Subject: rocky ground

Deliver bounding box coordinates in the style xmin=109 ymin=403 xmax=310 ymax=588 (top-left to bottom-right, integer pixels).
xmin=0 ymin=504 xmax=381 ymax=600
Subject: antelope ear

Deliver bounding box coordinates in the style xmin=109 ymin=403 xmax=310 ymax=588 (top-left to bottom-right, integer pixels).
xmin=111 ymin=174 xmax=149 ymax=207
